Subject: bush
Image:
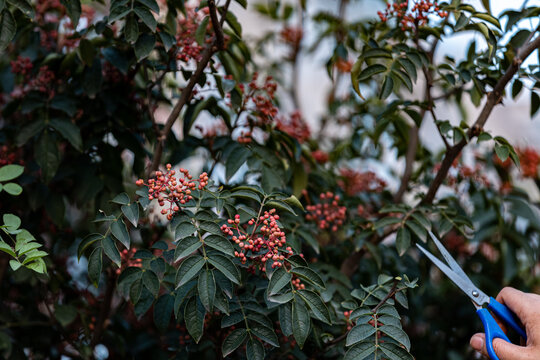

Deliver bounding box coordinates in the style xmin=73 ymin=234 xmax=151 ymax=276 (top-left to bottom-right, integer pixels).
xmin=0 ymin=0 xmax=539 ymax=359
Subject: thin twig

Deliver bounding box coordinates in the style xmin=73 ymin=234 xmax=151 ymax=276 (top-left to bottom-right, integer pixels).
xmin=372 ymin=280 xmax=399 ymax=313
xmin=430 ymin=107 xmax=450 ymax=149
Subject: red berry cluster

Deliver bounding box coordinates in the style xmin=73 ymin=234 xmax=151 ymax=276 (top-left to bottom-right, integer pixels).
xmin=305 ymin=192 xmax=346 ymax=232
xmin=280 ymin=26 xmax=303 ymax=51
xmin=338 ymin=169 xmax=387 ymax=196
xmin=518 ymin=147 xmax=540 ymax=178
xmin=458 ymin=165 xmax=490 ymax=187
xmin=335 ymin=58 xmax=353 ymax=73
xmin=11 ymin=66 xmax=57 ymax=99
xmin=220 ymin=209 xmax=295 ymax=270
xmin=291 ymin=276 xmax=305 ymax=290
xmin=136 ymin=164 xmax=209 ymax=220
xmin=378 ymin=0 xmax=448 ymax=31
xmin=276 ymin=110 xmax=311 ymax=143
xmin=115 ymin=248 xmax=143 ymax=275
xmin=10 ymin=56 xmax=33 ymax=78
xmin=0 ymin=146 xmax=24 ymax=167
xmin=176 ymin=7 xmax=210 ymax=62
xmin=237 ymin=130 xmax=253 ymax=144
xmin=234 ymin=72 xmax=278 ymax=124
xmin=343 ymin=310 xmax=354 ymax=331
xmin=312 ymin=149 xmax=329 ymax=164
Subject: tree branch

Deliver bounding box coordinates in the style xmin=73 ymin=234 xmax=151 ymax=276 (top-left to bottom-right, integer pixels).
xmin=146 ymin=0 xmax=232 ymax=177
xmin=423 ymin=33 xmax=540 ymax=204
xmin=208 ymin=0 xmax=225 ymax=50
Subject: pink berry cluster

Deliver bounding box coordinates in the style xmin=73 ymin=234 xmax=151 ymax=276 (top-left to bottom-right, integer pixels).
xmin=378 ymin=0 xmax=448 ymax=31
xmin=115 ymin=248 xmax=143 ymax=275
xmin=518 ymin=147 xmax=540 ymax=178
xmin=220 ymin=209 xmax=295 ymax=270
xmin=312 ymin=150 xmax=329 ymax=164
xmin=338 ymin=169 xmax=387 ymax=196
xmin=305 ymin=192 xmax=347 ymax=232
xmin=276 ymin=110 xmax=311 ymax=143
xmin=343 ymin=310 xmax=354 ymax=331
xmin=280 ymin=26 xmax=303 ymax=48
xmin=10 ymin=65 xmax=56 ymax=99
xmin=176 ymin=7 xmax=210 ymax=62
xmin=136 ymin=164 xmax=209 ymax=220
xmin=10 ymin=56 xmax=33 ymax=78
xmin=291 ymin=276 xmax=305 ymax=290
xmin=231 ymin=72 xmax=278 ymax=125
xmin=0 ymin=145 xmax=24 ymax=166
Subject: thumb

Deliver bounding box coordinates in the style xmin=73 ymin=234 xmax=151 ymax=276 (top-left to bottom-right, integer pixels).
xmin=470 ymin=333 xmax=529 ymax=360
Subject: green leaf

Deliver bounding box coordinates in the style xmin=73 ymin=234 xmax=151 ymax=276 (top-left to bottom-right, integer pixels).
xmin=154 ymin=293 xmax=174 ymax=332
xmin=396 ymin=227 xmax=411 ymax=256
xmin=35 ymin=131 xmax=60 ymax=183
xmin=0 ymin=164 xmax=24 ymax=182
xmin=195 ymin=16 xmax=209 ymax=45
xmin=174 ymin=236 xmax=201 ymax=261
xmin=143 ymin=270 xmax=160 ymax=296
xmin=346 ymin=323 xmax=377 ymax=346
xmin=531 ymin=92 xmax=540 ymax=118
xmin=199 ymin=221 xmax=222 ymax=235
xmin=495 ymin=144 xmax=510 ymax=162
xmin=405 ymin=220 xmax=427 ymax=242
xmin=9 ymin=0 xmax=34 ymax=17
xmin=134 ymin=5 xmax=157 ymax=31
xmin=54 ymin=304 xmax=78 ymax=327
xmin=265 ymin=200 xmax=296 ymax=215
xmin=134 ymin=33 xmax=156 ymax=60
xmin=134 ymin=287 xmax=155 ymax=318
xmin=245 ymin=338 xmax=265 ymax=360
xmin=21 ymin=249 xmax=47 ymax=264
xmin=297 ymin=290 xmax=331 ymax=324
xmin=380 ymin=324 xmax=411 ymax=351
xmin=78 ymin=233 xmax=102 ymax=259
xmin=231 ymin=190 xmax=261 ymax=203
xmin=477 ymin=132 xmax=492 ymax=142
xmin=204 ymin=235 xmax=234 ymax=257
xmin=50 ymin=118 xmax=83 ymax=151
xmin=290 ymin=267 xmax=325 ymax=289
xmin=175 ymin=222 xmax=197 ymax=241
xmin=3 ymin=213 xmax=21 ymax=231
xmin=357 ymin=64 xmax=386 ymax=81
xmin=225 ymin=12 xmax=242 ymax=36
xmin=136 ymin=0 xmax=159 ymax=13
xmin=78 ymin=38 xmax=96 ymax=66
xmin=250 ymin=324 xmax=279 ymax=347
xmin=82 ymin=58 xmax=102 ymax=96
xmin=111 ymin=219 xmax=131 ymax=249
xmin=102 ymin=236 xmax=121 ymax=267
xmin=344 ymin=342 xmax=376 ymax=360
xmin=184 ymin=297 xmax=206 ymax=343
xmin=9 ymin=259 xmax=21 ymax=271
xmin=267 ymin=267 xmax=292 ymax=295
xmin=292 ymin=300 xmax=310 ymax=349
xmin=0 ymin=9 xmax=16 ymax=50
xmin=472 ymin=12 xmax=500 ymax=28
xmin=410 ymin=212 xmax=430 ymax=229
xmin=3 ymin=183 xmax=22 ymax=196
xmin=60 ymin=0 xmax=81 ymax=26
xmin=198 ymin=269 xmax=216 ymax=312
xmin=373 ymin=216 xmax=402 ymax=230
xmin=268 ymin=291 xmax=294 ymax=304
xmin=481 ymin=0 xmax=491 ymax=13
xmin=0 ymin=240 xmax=16 ymax=257
xmin=398 ymin=58 xmax=417 ymax=82
xmin=379 ymin=76 xmax=394 ymax=99
xmin=88 ymin=247 xmax=103 ymax=287
xmin=121 ymin=203 xmax=139 ymax=227
xmin=111 ymin=192 xmax=130 ymax=205
xmin=176 ymin=255 xmax=205 ymax=287
xmin=208 ymin=254 xmax=241 ymax=285
xmin=278 ymin=303 xmax=293 ymax=336
xmin=226 ymin=147 xmax=249 ymax=181
xmin=380 ymin=342 xmax=413 ymax=360
xmin=222 ymin=328 xmax=247 ymax=357
xmin=124 ymin=13 xmax=139 ymax=43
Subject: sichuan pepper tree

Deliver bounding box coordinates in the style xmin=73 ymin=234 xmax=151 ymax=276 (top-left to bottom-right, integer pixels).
xmin=0 ymin=0 xmax=539 ymax=359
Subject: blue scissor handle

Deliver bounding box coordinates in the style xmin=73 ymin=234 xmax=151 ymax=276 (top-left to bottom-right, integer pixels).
xmin=477 ymin=308 xmax=511 ymax=360
xmin=487 ymin=297 xmax=527 ymax=341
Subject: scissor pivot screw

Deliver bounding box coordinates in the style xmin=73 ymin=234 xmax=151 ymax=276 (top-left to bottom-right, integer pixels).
xmin=472 ymin=291 xmax=479 ymax=297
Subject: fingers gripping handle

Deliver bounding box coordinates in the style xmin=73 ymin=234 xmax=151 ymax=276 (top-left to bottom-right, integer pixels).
xmin=487 ymin=297 xmax=527 ymax=341
xmin=477 ymin=308 xmax=511 ymax=360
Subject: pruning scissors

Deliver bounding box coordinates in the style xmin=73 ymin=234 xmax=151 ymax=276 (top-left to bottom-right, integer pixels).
xmin=416 ymin=232 xmax=527 ymax=360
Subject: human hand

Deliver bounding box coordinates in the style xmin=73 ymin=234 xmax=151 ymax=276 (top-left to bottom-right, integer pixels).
xmin=470 ymin=287 xmax=540 ymax=360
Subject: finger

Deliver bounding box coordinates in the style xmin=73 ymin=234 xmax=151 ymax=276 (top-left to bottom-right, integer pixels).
xmin=496 ymin=287 xmax=528 ymax=322
xmin=470 ymin=333 xmax=531 ymax=360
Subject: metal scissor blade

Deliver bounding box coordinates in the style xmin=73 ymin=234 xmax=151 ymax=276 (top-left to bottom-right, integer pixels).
xmin=428 ymin=231 xmax=469 ymax=281
xmin=416 ymin=243 xmax=489 ymax=307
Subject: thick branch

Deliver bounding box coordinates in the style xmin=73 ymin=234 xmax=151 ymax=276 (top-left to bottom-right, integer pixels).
xmin=208 ymin=0 xmax=225 ymax=50
xmin=147 ymin=0 xmax=232 ymax=176
xmin=423 ymin=33 xmax=540 ymax=204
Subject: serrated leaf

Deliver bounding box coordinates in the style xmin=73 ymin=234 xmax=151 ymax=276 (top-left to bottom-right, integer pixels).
xmin=231 ymin=190 xmax=261 ymax=203
xmin=88 ymin=247 xmax=102 ymax=287
xmin=250 ymin=324 xmax=279 ymax=347
xmin=121 ymin=202 xmax=139 ymax=227
xmin=346 ymin=323 xmax=377 ymax=346
xmin=78 ymin=233 xmax=102 ymax=259
xmin=279 ymin=303 xmax=293 ymax=336
xmin=204 ymin=235 xmax=234 ymax=256
xmin=142 ymin=270 xmax=160 ymax=296
xmin=175 ymin=236 xmax=201 ymax=261
xmin=198 ymin=269 xmax=216 ymax=312
xmin=154 ymin=293 xmax=174 ymax=332
xmin=124 ymin=12 xmax=139 ymax=43
xmin=111 ymin=192 xmax=130 ymax=205
xmin=297 ymin=290 xmax=331 ymax=324
xmin=405 ymin=220 xmax=427 ymax=242
xmin=184 ymin=297 xmax=206 ymax=343
xmin=267 ymin=267 xmax=292 ymax=295
xmin=246 ymin=338 xmax=265 ymax=360
xmin=134 ymin=33 xmax=156 ymax=60
xmin=134 ymin=5 xmax=157 ymax=31
xmin=222 ymin=328 xmax=247 ymax=357
xmin=396 ymin=227 xmax=411 ymax=256
xmin=102 ymin=236 xmax=121 ymax=267
xmin=292 ymin=300 xmax=310 ymax=349
xmin=344 ymin=342 xmax=376 ymax=360
xmin=357 ymin=64 xmax=386 ymax=81
xmin=208 ymin=254 xmax=241 ymax=284
xmin=380 ymin=341 xmax=413 ymax=360
xmin=290 ymin=267 xmax=325 ymax=289
xmin=495 ymin=144 xmax=510 ymax=162
xmin=0 ymin=9 xmax=16 ymax=50
xmin=175 ymin=222 xmax=197 ymax=241
xmin=176 ymin=255 xmax=205 ymax=287
xmin=111 ymin=219 xmax=130 ymax=249
xmin=380 ymin=76 xmax=394 ymax=99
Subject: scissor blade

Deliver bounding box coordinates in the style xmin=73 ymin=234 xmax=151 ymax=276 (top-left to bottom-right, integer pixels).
xmin=416 ymin=243 xmax=489 ymax=307
xmin=428 ymin=231 xmax=469 ymax=281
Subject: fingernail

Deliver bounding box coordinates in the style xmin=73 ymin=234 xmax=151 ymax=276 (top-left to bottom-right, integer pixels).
xmin=470 ymin=336 xmax=483 ymax=350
